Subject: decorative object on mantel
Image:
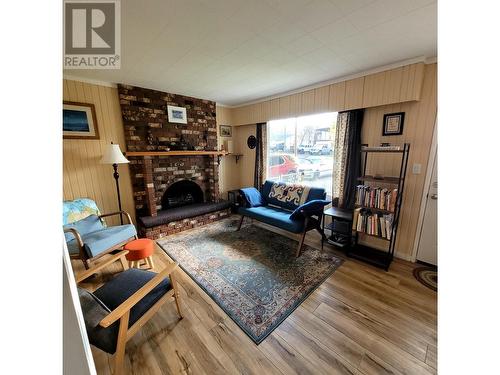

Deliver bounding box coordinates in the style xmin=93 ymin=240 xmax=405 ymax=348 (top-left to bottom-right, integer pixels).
xmin=146 ymin=129 xmax=158 ymax=150
xmin=247 ymin=135 xmax=257 ymax=149
xmin=382 ymin=112 xmax=405 ymax=136
xmin=164 ymin=136 xmax=193 ymax=151
xmin=219 ymin=125 xmax=232 ymax=137
xmin=167 ymin=105 xmax=187 ymax=124
xmin=63 ymin=101 xmax=99 ymax=139
xmin=100 ymin=142 xmax=130 ymax=224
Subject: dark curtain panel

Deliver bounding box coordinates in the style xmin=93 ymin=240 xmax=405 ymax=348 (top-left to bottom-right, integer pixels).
xmin=254 ymin=123 xmax=267 ymax=189
xmin=333 ymin=110 xmax=364 ymax=209
xmin=342 ymin=109 xmax=364 ymax=209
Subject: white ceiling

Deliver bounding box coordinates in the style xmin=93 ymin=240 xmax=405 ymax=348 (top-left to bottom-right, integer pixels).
xmin=64 ymin=0 xmax=437 ymax=106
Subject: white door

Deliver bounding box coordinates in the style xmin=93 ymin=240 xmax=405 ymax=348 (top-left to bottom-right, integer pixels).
xmin=416 ymin=153 xmax=438 ymax=266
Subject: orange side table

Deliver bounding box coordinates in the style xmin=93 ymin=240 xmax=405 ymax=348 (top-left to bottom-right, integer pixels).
xmin=124 ymin=238 xmax=155 ymax=269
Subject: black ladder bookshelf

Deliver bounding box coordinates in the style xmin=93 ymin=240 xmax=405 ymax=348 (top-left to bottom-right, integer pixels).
xmin=346 ymin=143 xmax=410 ymax=271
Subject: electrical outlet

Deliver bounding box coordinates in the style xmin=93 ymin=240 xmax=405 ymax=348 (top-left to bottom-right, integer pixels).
xmin=412 ymin=163 xmax=421 ymax=174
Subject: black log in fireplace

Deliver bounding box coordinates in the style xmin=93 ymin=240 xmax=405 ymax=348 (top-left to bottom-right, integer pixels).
xmin=161 ymin=180 xmax=204 ymax=210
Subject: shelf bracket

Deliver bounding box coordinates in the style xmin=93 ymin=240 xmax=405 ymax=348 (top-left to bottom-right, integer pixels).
xmin=235 ymin=155 xmax=241 ymax=163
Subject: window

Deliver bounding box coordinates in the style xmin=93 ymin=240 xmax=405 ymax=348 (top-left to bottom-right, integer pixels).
xmin=267 ymin=112 xmax=337 ymax=197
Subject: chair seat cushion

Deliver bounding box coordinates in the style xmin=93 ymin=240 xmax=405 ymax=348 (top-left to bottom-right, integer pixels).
xmin=86 ymin=269 xmax=172 ymax=354
xmin=67 ymin=224 xmax=137 ymax=258
xmin=238 ymin=206 xmax=306 ymax=233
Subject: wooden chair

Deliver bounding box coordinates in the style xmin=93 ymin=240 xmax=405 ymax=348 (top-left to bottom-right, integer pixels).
xmin=63 ymin=198 xmax=138 ymax=269
xmin=76 ymin=250 xmax=183 ymax=375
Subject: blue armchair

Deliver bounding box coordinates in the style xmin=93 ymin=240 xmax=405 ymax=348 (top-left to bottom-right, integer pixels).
xmin=63 ymin=198 xmax=137 ymax=269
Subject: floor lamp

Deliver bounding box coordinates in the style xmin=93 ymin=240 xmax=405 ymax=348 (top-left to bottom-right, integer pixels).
xmin=100 ymin=142 xmax=130 ymax=225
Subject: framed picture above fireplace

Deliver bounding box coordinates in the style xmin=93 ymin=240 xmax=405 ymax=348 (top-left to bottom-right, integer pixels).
xmin=63 ymin=101 xmax=99 ymax=139
xmin=167 ymin=105 xmax=188 ymax=124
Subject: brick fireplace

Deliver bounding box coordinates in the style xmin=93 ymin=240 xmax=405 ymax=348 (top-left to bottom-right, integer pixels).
xmin=118 ymin=84 xmax=231 ymax=239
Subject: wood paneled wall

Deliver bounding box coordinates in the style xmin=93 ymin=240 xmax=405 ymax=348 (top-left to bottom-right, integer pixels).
xmin=226 ymin=63 xmax=437 ymax=259
xmin=216 ymin=105 xmax=256 ymax=197
xmin=231 ymin=63 xmax=425 ymax=125
xmin=360 ymin=63 xmax=437 ymax=259
xmin=216 ymin=106 xmax=239 ymax=197
xmin=63 ymin=80 xmax=135 ymax=225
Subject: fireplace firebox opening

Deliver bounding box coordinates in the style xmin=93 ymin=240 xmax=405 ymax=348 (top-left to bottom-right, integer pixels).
xmin=161 ymin=180 xmax=204 ymax=210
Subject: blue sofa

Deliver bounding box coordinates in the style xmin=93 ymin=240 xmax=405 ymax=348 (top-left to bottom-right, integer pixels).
xmin=238 ymin=180 xmax=329 ymax=257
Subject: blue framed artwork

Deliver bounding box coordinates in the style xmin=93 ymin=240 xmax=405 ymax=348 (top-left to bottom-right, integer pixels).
xmin=63 ymin=101 xmax=99 ymax=139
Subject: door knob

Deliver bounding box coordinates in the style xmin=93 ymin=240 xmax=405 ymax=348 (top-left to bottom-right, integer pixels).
xmin=430 ymin=194 xmax=437 ymax=200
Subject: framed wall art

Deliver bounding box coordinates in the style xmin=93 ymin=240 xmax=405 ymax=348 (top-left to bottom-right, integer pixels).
xmin=220 ymin=125 xmax=232 ymax=137
xmin=167 ymin=105 xmax=188 ymax=124
xmin=63 ymin=101 xmax=99 ymax=139
xmin=382 ymin=112 xmax=405 ymax=136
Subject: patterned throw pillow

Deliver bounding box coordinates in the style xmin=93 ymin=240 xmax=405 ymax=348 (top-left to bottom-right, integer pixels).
xmin=267 ymin=182 xmax=311 ymax=210
xmin=63 ymin=198 xmax=101 ymax=226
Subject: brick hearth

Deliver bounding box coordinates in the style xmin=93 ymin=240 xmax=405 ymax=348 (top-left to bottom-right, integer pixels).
xmin=140 ymin=209 xmax=230 ymax=239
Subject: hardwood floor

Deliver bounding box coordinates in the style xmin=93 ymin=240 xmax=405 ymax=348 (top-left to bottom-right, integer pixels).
xmin=74 ymin=219 xmax=437 ymax=375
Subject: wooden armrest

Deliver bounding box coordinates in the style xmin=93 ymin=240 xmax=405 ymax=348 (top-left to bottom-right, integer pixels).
xmin=99 ymin=211 xmax=133 ymax=224
xmin=75 ymin=250 xmax=129 ymax=284
xmin=64 ymin=227 xmax=84 ymax=247
xmin=99 ymin=262 xmax=178 ymax=328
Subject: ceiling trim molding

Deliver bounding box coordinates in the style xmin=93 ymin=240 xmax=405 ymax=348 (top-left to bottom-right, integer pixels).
xmin=64 ymin=55 xmax=438 ymax=107
xmin=425 ymin=56 xmax=437 ymax=64
xmin=63 ymin=75 xmax=117 ymax=88
xmin=225 ymin=56 xmax=435 ymax=108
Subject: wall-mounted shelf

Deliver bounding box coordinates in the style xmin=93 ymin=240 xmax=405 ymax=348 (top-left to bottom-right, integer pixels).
xmin=226 ymin=153 xmax=243 ymax=163
xmin=125 ymin=150 xmax=229 ymax=157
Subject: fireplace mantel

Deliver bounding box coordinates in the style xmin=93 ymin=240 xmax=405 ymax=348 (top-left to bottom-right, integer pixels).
xmin=126 ymin=150 xmax=229 ymax=157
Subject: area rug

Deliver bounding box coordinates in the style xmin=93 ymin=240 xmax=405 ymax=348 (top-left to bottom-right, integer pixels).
xmin=413 ymin=266 xmax=437 ymax=291
xmin=157 ymin=217 xmax=343 ymax=344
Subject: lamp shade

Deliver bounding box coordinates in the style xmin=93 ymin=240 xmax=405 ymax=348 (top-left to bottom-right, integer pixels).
xmin=100 ymin=143 xmax=129 ymax=164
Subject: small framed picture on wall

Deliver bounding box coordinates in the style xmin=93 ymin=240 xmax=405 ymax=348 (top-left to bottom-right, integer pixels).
xmin=382 ymin=112 xmax=405 ymax=136
xmin=167 ymin=105 xmax=188 ymax=124
xmin=220 ymin=125 xmax=232 ymax=137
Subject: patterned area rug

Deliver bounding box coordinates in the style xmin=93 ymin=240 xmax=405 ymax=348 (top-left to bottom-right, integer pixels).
xmin=157 ymin=217 xmax=343 ymax=344
xmin=413 ymin=266 xmax=437 ymax=291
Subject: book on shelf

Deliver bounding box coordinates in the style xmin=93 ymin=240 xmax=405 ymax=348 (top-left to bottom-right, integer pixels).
xmin=355 ymin=185 xmax=398 ymax=212
xmin=353 ymin=208 xmax=394 ymax=239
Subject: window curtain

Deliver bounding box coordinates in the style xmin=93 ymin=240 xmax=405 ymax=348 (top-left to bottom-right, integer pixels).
xmin=254 ymin=122 xmax=267 ymax=189
xmin=332 ymin=109 xmax=364 ymax=208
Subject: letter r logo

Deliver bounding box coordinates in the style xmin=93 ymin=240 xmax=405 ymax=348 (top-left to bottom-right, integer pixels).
xmin=65 ymin=1 xmax=116 ymax=54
